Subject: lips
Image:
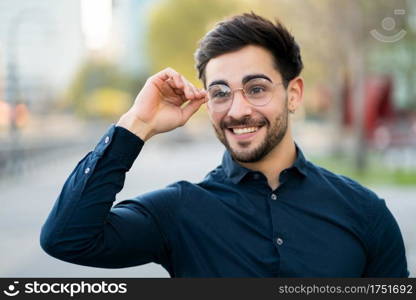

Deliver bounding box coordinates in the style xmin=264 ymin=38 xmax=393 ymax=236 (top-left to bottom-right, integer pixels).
xmin=231 ymin=126 xmax=259 ymax=135
xmin=221 ymin=117 xmax=267 ymax=141
xmin=224 ymin=125 xmax=265 ymax=142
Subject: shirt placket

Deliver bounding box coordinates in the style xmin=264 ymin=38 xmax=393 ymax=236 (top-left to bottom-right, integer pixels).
xmin=267 ymin=169 xmax=291 ymax=277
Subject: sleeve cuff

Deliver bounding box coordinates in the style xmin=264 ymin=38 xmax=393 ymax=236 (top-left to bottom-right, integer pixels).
xmin=93 ymin=124 xmax=144 ymax=168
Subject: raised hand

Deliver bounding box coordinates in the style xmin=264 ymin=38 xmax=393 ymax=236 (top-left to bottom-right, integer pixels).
xmin=117 ymin=68 xmax=207 ymax=141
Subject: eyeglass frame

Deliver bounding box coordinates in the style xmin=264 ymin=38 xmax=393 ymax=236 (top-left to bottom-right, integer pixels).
xmin=206 ymin=78 xmax=284 ymax=112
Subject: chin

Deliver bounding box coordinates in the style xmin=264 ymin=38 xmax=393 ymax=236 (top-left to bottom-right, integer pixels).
xmin=212 ymin=113 xmax=288 ymax=163
xmin=224 ymin=125 xmax=288 ymax=163
xmin=229 ymin=150 xmax=263 ymax=163
xmin=228 ymin=141 xmax=269 ymax=163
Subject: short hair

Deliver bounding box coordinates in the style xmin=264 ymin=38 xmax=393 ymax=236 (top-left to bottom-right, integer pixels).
xmin=194 ymin=12 xmax=303 ymax=87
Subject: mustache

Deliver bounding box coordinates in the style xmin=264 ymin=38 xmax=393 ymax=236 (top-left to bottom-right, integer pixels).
xmin=220 ymin=116 xmax=268 ymax=129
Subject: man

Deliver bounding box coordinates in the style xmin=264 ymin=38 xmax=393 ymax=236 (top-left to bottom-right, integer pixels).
xmin=40 ymin=13 xmax=409 ymax=277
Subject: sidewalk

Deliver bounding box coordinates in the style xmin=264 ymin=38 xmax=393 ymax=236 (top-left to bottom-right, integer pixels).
xmin=0 ymin=133 xmax=415 ymax=277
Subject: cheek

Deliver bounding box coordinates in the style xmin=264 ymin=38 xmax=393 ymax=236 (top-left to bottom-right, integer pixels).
xmin=250 ymin=108 xmax=273 ymax=124
xmin=208 ymin=111 xmax=225 ymax=128
xmin=260 ymin=102 xmax=286 ymax=122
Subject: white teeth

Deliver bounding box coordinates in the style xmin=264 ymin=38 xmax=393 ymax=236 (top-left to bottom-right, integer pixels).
xmin=232 ymin=127 xmax=258 ymax=135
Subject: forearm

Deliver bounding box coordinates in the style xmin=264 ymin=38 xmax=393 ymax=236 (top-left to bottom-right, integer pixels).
xmin=39 ymin=67 xmax=203 ymax=269
xmin=40 ymin=125 xmax=145 ymax=266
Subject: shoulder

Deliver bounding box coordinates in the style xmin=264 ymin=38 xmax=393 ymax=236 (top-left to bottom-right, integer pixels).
xmin=161 ymin=166 xmax=232 ymax=208
xmin=306 ymin=162 xmax=399 ymax=243
xmin=306 ymin=161 xmax=386 ymax=217
xmin=130 ymin=178 xmax=213 ymax=207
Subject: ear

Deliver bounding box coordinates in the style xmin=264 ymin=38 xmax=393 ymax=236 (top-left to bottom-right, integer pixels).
xmin=287 ymin=76 xmax=304 ymax=114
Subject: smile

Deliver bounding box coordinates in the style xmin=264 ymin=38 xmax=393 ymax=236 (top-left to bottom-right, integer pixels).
xmin=231 ymin=127 xmax=259 ymax=135
xmin=225 ymin=125 xmax=265 ymax=141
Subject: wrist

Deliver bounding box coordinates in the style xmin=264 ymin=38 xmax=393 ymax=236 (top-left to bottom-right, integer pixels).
xmin=116 ymin=113 xmax=154 ymax=141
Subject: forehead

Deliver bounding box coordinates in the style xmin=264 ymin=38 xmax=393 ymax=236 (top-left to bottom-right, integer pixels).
xmin=205 ymin=45 xmax=281 ymax=86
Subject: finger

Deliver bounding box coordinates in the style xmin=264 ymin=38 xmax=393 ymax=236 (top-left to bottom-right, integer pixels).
xmin=183 ymin=77 xmax=201 ymax=100
xmin=178 ymin=76 xmax=193 ymax=100
xmin=155 ymin=67 xmax=178 ymax=81
xmin=198 ymin=88 xmax=207 ymax=99
xmin=193 ymin=87 xmax=203 ymax=99
xmin=166 ymin=78 xmax=182 ymax=93
xmin=174 ymin=73 xmax=184 ymax=89
xmin=164 ymin=73 xmax=190 ymax=99
xmin=197 ymin=88 xmax=207 ymax=99
xmin=187 ymin=81 xmax=205 ymax=99
xmin=154 ymin=68 xmax=183 ymax=91
xmin=186 ymin=82 xmax=197 ymax=99
xmin=173 ymin=88 xmax=184 ymax=95
xmin=181 ymin=97 xmax=206 ymax=123
xmin=155 ymin=69 xmax=198 ymax=101
xmin=190 ymin=84 xmax=200 ymax=99
xmin=181 ymin=81 xmax=194 ymax=100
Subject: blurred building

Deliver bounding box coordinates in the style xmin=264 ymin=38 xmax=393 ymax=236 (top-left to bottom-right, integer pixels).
xmin=112 ymin=0 xmax=153 ymax=76
xmin=0 ymin=0 xmax=155 ymax=116
xmin=0 ymin=0 xmax=85 ymax=112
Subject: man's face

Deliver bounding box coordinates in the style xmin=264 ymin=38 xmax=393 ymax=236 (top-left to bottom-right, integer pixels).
xmin=205 ymin=45 xmax=290 ymax=163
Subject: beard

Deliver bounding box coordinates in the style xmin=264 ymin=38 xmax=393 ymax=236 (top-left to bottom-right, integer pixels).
xmin=213 ymin=98 xmax=289 ymax=163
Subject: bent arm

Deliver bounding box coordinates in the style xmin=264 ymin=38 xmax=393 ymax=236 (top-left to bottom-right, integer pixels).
xmin=40 ymin=125 xmax=170 ymax=268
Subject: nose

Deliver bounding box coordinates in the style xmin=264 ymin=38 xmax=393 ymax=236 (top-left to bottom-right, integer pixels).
xmin=226 ymin=90 xmax=253 ymax=120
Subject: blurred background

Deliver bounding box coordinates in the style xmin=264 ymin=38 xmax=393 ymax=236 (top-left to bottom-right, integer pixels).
xmin=0 ymin=0 xmax=415 ymax=277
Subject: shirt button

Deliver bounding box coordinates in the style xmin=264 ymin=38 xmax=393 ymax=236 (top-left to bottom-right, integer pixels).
xmin=276 ymin=237 xmax=284 ymax=245
xmin=253 ymin=173 xmax=260 ymax=180
xmin=104 ymin=136 xmax=110 ymax=144
xmin=270 ymin=193 xmax=277 ymax=200
xmin=84 ymin=167 xmax=90 ymax=174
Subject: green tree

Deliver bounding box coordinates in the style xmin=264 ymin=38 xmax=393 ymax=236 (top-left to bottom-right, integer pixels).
xmin=65 ymin=58 xmax=146 ymax=118
xmin=260 ymin=0 xmax=414 ymax=172
xmin=147 ymin=0 xmax=253 ymax=86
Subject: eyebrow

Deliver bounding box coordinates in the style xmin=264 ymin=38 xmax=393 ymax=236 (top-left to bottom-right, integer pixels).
xmin=208 ymin=79 xmax=228 ymax=88
xmin=207 ymin=73 xmax=273 ymax=88
xmin=242 ymin=74 xmax=272 ymax=85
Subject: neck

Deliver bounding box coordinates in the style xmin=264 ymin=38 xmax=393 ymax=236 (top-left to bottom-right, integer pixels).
xmin=239 ymin=131 xmax=297 ymax=190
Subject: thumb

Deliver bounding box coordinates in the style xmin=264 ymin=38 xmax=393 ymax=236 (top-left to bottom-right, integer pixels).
xmin=181 ymin=97 xmax=207 ymax=124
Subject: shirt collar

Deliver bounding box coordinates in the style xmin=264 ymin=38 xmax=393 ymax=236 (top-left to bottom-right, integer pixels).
xmin=221 ymin=142 xmax=308 ymax=184
xmin=221 ymin=150 xmax=251 ymax=184
xmin=292 ymin=143 xmax=308 ymax=177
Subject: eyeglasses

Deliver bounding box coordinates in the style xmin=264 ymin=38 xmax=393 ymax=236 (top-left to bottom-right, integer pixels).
xmin=207 ymin=78 xmax=283 ymax=112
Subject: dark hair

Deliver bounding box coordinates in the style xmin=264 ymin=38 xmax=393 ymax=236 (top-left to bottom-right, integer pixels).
xmin=194 ymin=12 xmax=303 ymax=87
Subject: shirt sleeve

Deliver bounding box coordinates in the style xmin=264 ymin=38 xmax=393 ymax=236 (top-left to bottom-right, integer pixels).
xmin=39 ymin=124 xmax=174 ymax=270
xmin=363 ymin=198 xmax=409 ymax=277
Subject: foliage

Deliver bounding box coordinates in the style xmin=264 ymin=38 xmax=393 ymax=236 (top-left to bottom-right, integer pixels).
xmin=311 ymin=153 xmax=416 ymax=186
xmin=64 ymin=58 xmax=146 ymax=118
xmin=147 ymin=0 xmax=258 ymax=87
xmin=84 ymin=88 xmax=131 ymax=120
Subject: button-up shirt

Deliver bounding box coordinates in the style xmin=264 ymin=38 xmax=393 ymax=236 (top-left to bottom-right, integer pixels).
xmin=40 ymin=125 xmax=409 ymax=277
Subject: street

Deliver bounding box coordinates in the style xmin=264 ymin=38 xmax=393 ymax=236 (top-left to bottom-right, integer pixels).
xmin=0 ymin=128 xmax=415 ymax=277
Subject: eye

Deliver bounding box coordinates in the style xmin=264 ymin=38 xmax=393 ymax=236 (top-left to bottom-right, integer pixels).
xmin=248 ymin=85 xmax=266 ymax=95
xmin=209 ymin=85 xmax=231 ymax=100
xmin=213 ymin=90 xmax=229 ymax=98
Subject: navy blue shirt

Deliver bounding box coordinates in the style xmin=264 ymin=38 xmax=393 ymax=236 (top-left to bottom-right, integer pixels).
xmin=40 ymin=125 xmax=409 ymax=277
